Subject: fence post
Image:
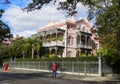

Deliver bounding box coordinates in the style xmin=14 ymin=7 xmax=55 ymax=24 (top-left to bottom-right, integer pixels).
xmin=98 ymin=53 xmax=102 ymax=76
xmin=84 ymin=61 xmax=87 ymax=75
xmin=72 ymin=62 xmax=74 ymax=73
xmin=10 ymin=57 xmax=16 ymax=69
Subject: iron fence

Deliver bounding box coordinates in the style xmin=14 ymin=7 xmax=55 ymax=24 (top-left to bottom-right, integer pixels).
xmin=9 ymin=61 xmax=112 ymax=76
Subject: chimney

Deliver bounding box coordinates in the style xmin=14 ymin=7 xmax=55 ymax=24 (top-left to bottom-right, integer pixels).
xmin=71 ymin=11 xmax=77 ymax=22
xmin=47 ymin=21 xmax=54 ymax=25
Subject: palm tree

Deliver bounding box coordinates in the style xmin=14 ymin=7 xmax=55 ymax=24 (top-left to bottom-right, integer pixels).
xmin=10 ymin=37 xmax=42 ymax=59
xmin=34 ymin=37 xmax=42 ymax=59
xmin=25 ymin=37 xmax=38 ymax=59
xmin=20 ymin=38 xmax=30 ymax=59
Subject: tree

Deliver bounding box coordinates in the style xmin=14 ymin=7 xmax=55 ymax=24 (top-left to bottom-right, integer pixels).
xmin=0 ymin=45 xmax=10 ymax=58
xmin=9 ymin=36 xmax=42 ymax=59
xmin=95 ymin=1 xmax=120 ymax=73
xmin=26 ymin=37 xmax=42 ymax=59
xmin=21 ymin=39 xmax=30 ymax=59
xmin=0 ymin=6 xmax=12 ymax=60
xmin=95 ymin=0 xmax=120 ymax=55
xmin=0 ymin=2 xmax=12 ymax=43
xmin=9 ymin=38 xmax=23 ymax=58
xmin=0 ymin=9 xmax=4 ymax=17
xmin=0 ymin=20 xmax=12 ymax=43
xmin=33 ymin=37 xmax=42 ymax=59
xmin=14 ymin=38 xmax=30 ymax=59
xmin=24 ymin=0 xmax=97 ymax=16
xmin=25 ymin=38 xmax=35 ymax=59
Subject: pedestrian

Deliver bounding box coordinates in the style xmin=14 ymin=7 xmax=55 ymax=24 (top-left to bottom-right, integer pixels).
xmin=4 ymin=63 xmax=9 ymax=72
xmin=52 ymin=62 xmax=57 ymax=78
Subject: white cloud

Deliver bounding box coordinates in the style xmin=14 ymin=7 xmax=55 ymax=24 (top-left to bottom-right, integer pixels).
xmin=2 ymin=4 xmax=66 ymax=38
xmin=16 ymin=30 xmax=36 ymax=38
xmin=76 ymin=3 xmax=88 ymax=19
xmin=2 ymin=2 xmax=88 ymax=38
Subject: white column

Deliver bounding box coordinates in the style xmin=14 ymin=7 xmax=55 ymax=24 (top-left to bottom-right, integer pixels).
xmin=85 ymin=35 xmax=87 ymax=48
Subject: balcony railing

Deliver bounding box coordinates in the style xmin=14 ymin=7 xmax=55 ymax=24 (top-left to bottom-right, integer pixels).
xmin=77 ymin=44 xmax=92 ymax=49
xmin=43 ymin=41 xmax=65 ymax=47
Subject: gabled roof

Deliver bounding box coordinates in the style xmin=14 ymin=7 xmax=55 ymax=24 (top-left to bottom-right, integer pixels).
xmin=38 ymin=19 xmax=77 ymax=32
xmin=75 ymin=19 xmax=91 ymax=28
xmin=38 ymin=19 xmax=92 ymax=33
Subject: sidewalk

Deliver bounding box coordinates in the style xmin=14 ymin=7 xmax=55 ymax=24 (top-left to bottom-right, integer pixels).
xmin=1 ymin=68 xmax=120 ymax=82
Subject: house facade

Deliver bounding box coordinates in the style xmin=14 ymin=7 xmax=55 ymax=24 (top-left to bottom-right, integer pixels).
xmin=2 ymin=38 xmax=13 ymax=45
xmin=37 ymin=16 xmax=99 ymax=58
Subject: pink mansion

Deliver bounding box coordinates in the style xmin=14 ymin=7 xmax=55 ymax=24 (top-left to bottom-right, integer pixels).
xmin=37 ymin=15 xmax=99 ymax=58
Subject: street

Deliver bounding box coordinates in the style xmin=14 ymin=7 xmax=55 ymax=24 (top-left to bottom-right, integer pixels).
xmin=0 ymin=71 xmax=119 ymax=84
xmin=0 ymin=72 xmax=83 ymax=84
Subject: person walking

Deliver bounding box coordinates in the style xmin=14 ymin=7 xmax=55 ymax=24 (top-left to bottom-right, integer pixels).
xmin=52 ymin=62 xmax=57 ymax=78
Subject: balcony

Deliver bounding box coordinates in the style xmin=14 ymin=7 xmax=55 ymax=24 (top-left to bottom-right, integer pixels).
xmin=77 ymin=44 xmax=92 ymax=49
xmin=43 ymin=41 xmax=65 ymax=47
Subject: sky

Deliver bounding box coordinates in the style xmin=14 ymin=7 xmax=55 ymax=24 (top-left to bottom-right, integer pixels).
xmin=0 ymin=0 xmax=88 ymax=38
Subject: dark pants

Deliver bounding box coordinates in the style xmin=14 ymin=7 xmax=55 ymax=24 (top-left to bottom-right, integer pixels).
xmin=52 ymin=70 xmax=56 ymax=78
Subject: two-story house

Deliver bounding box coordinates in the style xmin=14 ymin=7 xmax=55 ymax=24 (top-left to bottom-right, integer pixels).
xmin=37 ymin=15 xmax=99 ymax=58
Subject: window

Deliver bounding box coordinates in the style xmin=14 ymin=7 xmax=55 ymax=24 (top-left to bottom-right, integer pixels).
xmin=77 ymin=24 xmax=81 ymax=30
xmin=77 ymin=35 xmax=80 ymax=45
xmin=82 ymin=26 xmax=85 ymax=32
xmin=81 ymin=26 xmax=86 ymax=32
xmin=67 ymin=35 xmax=73 ymax=45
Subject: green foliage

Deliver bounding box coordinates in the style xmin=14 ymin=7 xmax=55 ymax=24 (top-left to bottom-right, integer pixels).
xmin=58 ymin=37 xmax=63 ymax=41
xmin=0 ymin=9 xmax=4 ymax=17
xmin=95 ymin=0 xmax=120 ymax=56
xmin=16 ymin=56 xmax=98 ymax=62
xmin=101 ymin=48 xmax=120 ymax=73
xmin=0 ymin=20 xmax=12 ymax=42
xmin=46 ymin=38 xmax=50 ymax=42
xmin=101 ymin=48 xmax=111 ymax=56
xmin=87 ymin=0 xmax=120 ymax=73
xmin=49 ymin=54 xmax=59 ymax=58
xmin=0 ymin=45 xmax=11 ymax=58
xmin=52 ymin=37 xmax=55 ymax=41
xmin=103 ymin=54 xmax=120 ymax=73
xmin=25 ymin=0 xmax=97 ymax=16
xmin=9 ymin=37 xmax=42 ymax=59
xmin=0 ymin=58 xmax=3 ymax=68
xmin=81 ymin=54 xmax=86 ymax=57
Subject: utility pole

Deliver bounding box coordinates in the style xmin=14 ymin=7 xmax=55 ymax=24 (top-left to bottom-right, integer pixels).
xmin=98 ymin=52 xmax=102 ymax=76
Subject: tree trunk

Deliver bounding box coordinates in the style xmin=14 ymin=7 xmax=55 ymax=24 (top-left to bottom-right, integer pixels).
xmin=32 ymin=44 xmax=35 ymax=59
xmin=22 ymin=50 xmax=25 ymax=59
xmin=37 ymin=49 xmax=39 ymax=59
